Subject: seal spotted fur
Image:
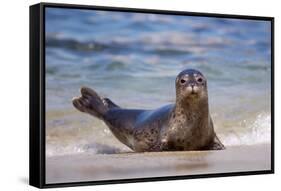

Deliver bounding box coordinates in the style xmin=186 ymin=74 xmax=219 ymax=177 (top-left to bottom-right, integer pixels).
xmin=72 ymin=69 xmax=225 ymax=152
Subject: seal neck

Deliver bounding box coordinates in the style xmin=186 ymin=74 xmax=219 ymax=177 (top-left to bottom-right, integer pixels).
xmin=175 ymin=97 xmax=209 ymax=117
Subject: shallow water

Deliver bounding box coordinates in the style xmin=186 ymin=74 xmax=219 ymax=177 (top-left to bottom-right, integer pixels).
xmin=45 ymin=8 xmax=271 ymax=156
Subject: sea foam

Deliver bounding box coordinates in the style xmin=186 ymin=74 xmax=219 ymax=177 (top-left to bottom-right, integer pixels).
xmin=222 ymin=113 xmax=271 ymax=146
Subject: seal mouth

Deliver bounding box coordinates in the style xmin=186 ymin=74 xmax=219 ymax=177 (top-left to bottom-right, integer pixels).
xmin=186 ymin=86 xmax=201 ymax=98
xmin=190 ymin=86 xmax=198 ymax=95
xmin=191 ymin=87 xmax=196 ymax=94
xmin=190 ymin=91 xmax=198 ymax=97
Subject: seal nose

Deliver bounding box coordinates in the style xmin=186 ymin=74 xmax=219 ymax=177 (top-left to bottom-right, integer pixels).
xmin=189 ymin=83 xmax=197 ymax=94
xmin=190 ymin=83 xmax=195 ymax=88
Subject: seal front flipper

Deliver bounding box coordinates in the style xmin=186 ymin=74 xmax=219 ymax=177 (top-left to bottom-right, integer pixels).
xmin=203 ymin=135 xmax=225 ymax=150
xmin=211 ymin=135 xmax=225 ymax=150
xmin=72 ymin=87 xmax=108 ymax=119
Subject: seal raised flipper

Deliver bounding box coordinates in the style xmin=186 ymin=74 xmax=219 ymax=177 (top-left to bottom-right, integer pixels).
xmin=72 ymin=87 xmax=108 ymax=119
xmin=72 ymin=87 xmax=139 ymax=149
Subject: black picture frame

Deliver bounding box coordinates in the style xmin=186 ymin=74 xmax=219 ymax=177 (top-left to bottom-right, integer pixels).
xmin=29 ymin=2 xmax=275 ymax=189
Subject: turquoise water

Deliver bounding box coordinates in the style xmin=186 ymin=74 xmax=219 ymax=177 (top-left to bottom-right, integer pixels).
xmin=45 ymin=8 xmax=271 ymax=156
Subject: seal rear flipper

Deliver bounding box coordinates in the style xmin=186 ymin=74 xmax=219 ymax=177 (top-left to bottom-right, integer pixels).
xmin=103 ymin=98 xmax=120 ymax=109
xmin=72 ymin=87 xmax=108 ymax=119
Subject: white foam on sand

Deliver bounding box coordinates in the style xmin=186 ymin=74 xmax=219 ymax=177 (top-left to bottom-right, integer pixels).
xmin=221 ymin=113 xmax=271 ymax=146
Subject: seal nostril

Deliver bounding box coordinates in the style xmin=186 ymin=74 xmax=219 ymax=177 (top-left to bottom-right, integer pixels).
xmin=180 ymin=79 xmax=186 ymax=84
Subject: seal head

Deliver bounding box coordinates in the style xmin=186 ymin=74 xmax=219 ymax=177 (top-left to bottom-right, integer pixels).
xmin=176 ymin=69 xmax=208 ymax=103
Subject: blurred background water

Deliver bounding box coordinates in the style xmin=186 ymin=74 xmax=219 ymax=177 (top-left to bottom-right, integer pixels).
xmin=45 ymin=8 xmax=271 ymax=156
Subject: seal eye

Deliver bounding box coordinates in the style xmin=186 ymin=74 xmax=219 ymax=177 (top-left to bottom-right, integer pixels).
xmin=180 ymin=79 xmax=186 ymax=84
xmin=197 ymin=77 xmax=203 ymax=83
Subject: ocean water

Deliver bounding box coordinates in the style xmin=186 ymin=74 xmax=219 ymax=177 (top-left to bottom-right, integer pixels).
xmin=45 ymin=8 xmax=271 ymax=157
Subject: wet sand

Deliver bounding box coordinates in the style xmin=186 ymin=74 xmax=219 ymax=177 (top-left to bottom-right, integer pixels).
xmin=46 ymin=144 xmax=271 ymax=184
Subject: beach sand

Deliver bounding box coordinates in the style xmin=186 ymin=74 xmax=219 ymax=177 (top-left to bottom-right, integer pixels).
xmin=46 ymin=144 xmax=271 ymax=184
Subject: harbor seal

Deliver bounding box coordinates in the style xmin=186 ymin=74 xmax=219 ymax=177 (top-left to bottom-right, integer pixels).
xmin=72 ymin=69 xmax=225 ymax=152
